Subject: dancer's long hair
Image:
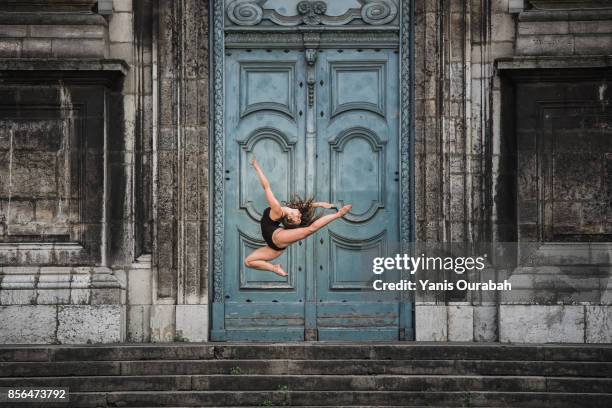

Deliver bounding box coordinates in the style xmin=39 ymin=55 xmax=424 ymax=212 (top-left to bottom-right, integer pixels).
xmin=281 ymin=195 xmax=322 ymax=229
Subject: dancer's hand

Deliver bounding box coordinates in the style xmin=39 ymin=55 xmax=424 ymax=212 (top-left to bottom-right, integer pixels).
xmin=250 ymin=155 xmax=258 ymax=168
xmin=338 ymin=204 xmax=352 ymax=217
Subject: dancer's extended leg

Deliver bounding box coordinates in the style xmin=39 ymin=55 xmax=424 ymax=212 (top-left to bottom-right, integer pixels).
xmin=244 ymin=245 xmax=287 ymax=277
xmin=273 ymin=205 xmax=351 ymax=247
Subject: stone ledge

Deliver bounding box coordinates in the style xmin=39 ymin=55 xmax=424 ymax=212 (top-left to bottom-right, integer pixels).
xmin=0 ymin=58 xmax=128 ymax=88
xmin=519 ymin=10 xmax=612 ymax=22
xmin=0 ymin=242 xmax=90 ymax=266
xmin=0 ymin=0 xmax=97 ymax=13
xmin=0 ymin=266 xmax=125 ymax=306
xmin=497 ymin=55 xmax=612 ymax=70
xmin=0 ymin=12 xmax=106 ymax=26
xmin=0 ymin=58 xmax=128 ymax=76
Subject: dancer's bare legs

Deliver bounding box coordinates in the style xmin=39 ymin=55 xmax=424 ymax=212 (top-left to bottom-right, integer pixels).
xmin=244 ymin=246 xmax=287 ymax=277
xmin=273 ymin=205 xmax=352 ymax=248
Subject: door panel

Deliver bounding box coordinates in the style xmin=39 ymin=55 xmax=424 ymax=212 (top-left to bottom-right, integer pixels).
xmin=314 ymin=49 xmax=401 ymax=340
xmin=221 ymin=49 xmax=307 ymax=340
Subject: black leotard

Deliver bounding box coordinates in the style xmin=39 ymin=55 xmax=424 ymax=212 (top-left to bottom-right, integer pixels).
xmin=261 ymin=207 xmax=286 ymax=251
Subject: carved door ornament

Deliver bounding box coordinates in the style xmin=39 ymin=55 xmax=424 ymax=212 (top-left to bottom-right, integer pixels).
xmin=305 ymin=48 xmax=317 ymax=107
xmin=226 ymin=0 xmax=398 ymax=27
xmin=298 ymin=1 xmax=327 ymax=25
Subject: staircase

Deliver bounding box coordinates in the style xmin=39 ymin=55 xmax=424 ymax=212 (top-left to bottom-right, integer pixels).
xmin=0 ymin=343 xmax=611 ymax=407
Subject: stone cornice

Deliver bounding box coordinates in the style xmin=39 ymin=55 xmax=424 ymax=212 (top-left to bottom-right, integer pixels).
xmin=0 ymin=0 xmax=97 ymax=12
xmin=528 ymin=0 xmax=612 ymax=10
xmin=0 ymin=58 xmax=128 ymax=86
xmin=0 ymin=11 xmax=107 ymax=25
xmin=497 ymin=55 xmax=612 ymax=70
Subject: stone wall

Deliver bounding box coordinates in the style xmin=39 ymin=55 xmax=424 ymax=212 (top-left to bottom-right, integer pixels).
xmin=414 ymin=0 xmax=612 ymax=343
xmin=148 ymin=0 xmax=210 ymax=343
xmin=0 ymin=0 xmax=134 ymax=344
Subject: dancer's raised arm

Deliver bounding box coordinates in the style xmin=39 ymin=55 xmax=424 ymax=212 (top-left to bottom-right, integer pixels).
xmin=251 ymin=156 xmax=283 ymax=219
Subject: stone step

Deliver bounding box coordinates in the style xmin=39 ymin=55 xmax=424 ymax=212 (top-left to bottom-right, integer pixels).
xmin=16 ymin=390 xmax=612 ymax=408
xmin=4 ymin=359 xmax=611 ymax=378
xmin=7 ymin=374 xmax=606 ymax=392
xmin=3 ymin=344 xmax=611 ymax=407
xmin=1 ymin=343 xmax=611 ymax=362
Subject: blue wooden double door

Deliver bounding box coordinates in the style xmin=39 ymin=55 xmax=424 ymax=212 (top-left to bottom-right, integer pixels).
xmin=214 ymin=46 xmax=410 ymax=341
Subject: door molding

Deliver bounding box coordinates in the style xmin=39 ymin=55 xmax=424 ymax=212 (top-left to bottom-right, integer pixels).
xmin=210 ymin=0 xmax=414 ymax=338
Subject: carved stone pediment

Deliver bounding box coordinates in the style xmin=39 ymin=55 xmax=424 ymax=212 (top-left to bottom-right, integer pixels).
xmin=226 ymin=0 xmax=399 ymax=27
xmin=528 ymin=0 xmax=612 ymax=10
xmin=0 ymin=0 xmax=97 ymax=12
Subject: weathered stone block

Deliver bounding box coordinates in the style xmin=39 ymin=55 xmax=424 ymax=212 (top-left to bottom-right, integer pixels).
xmin=36 ymin=267 xmax=72 ymax=305
xmin=516 ymin=35 xmax=574 ymax=56
xmin=36 ymin=289 xmax=70 ymax=305
xmin=70 ymin=271 xmax=91 ymax=305
xmin=127 ymin=304 xmax=151 ymax=342
xmin=500 ymin=305 xmax=585 ymax=343
xmin=415 ymin=304 xmax=447 ymax=341
xmin=492 ymin=13 xmax=516 ymax=41
xmin=150 ymin=304 xmax=175 ymax=343
xmin=109 ymin=42 xmax=135 ymax=65
xmin=91 ymin=288 xmax=123 ymax=305
xmin=51 ymin=39 xmax=105 ymax=58
xmin=0 ymin=289 xmax=36 ymax=305
xmin=0 ymin=39 xmax=21 ymax=57
xmin=0 ymin=152 xmax=58 ymax=195
xmin=0 ymin=305 xmax=56 ymax=343
xmin=474 ymin=305 xmax=498 ymax=342
xmin=574 ymin=34 xmax=612 ymax=55
xmin=176 ymin=304 xmax=208 ymax=342
xmin=518 ymin=21 xmax=569 ymax=36
xmin=57 ymin=305 xmax=123 ymax=344
xmin=127 ymin=265 xmax=152 ymax=305
xmin=113 ymin=0 xmax=133 ymax=12
xmin=569 ymin=20 xmax=612 ymax=34
xmin=448 ymin=305 xmax=474 ymax=341
xmin=585 ymin=306 xmax=612 ymax=343
xmin=109 ymin=12 xmax=133 ymax=43
xmin=490 ymin=41 xmax=514 ymax=59
xmin=0 ymin=25 xmax=26 ymax=38
xmin=30 ymin=25 xmax=105 ymax=39
xmin=21 ymin=38 xmax=51 ymax=58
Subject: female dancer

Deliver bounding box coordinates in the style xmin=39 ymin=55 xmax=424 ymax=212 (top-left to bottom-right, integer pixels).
xmin=244 ymin=156 xmax=352 ymax=277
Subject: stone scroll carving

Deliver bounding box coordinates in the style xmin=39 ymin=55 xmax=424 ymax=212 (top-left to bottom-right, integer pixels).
xmin=226 ymin=0 xmax=398 ymax=27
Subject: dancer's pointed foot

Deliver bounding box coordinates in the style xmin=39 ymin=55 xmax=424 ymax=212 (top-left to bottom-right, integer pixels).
xmin=272 ymin=264 xmax=288 ymax=277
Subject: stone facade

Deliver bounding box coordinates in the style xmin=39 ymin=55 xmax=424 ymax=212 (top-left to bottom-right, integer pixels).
xmin=0 ymin=0 xmax=610 ymax=344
